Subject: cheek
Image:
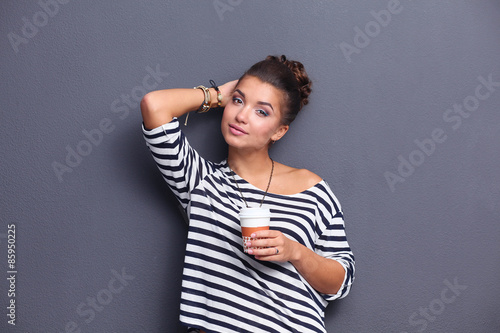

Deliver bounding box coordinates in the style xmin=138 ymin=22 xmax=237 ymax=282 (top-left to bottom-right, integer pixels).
xmin=220 ymin=107 xmax=235 ymax=136
xmin=221 ymin=107 xmax=231 ymax=124
xmin=222 ymin=104 xmax=236 ymax=120
xmin=256 ymin=124 xmax=278 ymax=141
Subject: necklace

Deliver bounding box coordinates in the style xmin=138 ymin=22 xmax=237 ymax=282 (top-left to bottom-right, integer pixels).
xmin=230 ymin=158 xmax=274 ymax=208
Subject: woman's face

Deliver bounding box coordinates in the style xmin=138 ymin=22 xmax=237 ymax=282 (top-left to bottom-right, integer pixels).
xmin=221 ymin=75 xmax=289 ymax=152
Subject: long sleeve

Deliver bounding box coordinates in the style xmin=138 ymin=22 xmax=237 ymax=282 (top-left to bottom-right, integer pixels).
xmin=142 ymin=118 xmax=216 ymax=210
xmin=313 ymin=182 xmax=355 ymax=301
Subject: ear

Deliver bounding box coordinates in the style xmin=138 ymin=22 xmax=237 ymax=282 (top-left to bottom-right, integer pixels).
xmin=271 ymin=124 xmax=289 ymax=142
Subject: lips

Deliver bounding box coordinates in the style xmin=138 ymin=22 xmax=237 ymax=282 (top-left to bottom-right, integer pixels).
xmin=229 ymin=124 xmax=248 ymax=135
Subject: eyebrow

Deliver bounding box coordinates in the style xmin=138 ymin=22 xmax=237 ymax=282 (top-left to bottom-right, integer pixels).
xmin=235 ymin=89 xmax=274 ymax=111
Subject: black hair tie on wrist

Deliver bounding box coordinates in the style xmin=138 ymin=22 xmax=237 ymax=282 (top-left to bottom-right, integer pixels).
xmin=209 ymin=80 xmax=222 ymax=107
xmin=209 ymin=79 xmax=218 ymax=91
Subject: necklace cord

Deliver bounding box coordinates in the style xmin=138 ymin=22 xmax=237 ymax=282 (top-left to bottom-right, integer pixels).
xmin=259 ymin=159 xmax=274 ymax=207
xmin=230 ymin=158 xmax=274 ymax=208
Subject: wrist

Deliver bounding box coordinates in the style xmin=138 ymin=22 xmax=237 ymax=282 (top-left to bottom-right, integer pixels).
xmin=289 ymin=241 xmax=306 ymax=263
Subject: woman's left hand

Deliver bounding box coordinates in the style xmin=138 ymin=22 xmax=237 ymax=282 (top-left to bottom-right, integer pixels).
xmin=218 ymin=80 xmax=238 ymax=107
xmin=246 ymin=230 xmax=298 ymax=262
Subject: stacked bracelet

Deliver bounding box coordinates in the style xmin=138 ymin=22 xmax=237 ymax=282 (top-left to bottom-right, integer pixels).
xmin=185 ymin=80 xmax=221 ymax=126
xmin=194 ymin=85 xmax=211 ymax=113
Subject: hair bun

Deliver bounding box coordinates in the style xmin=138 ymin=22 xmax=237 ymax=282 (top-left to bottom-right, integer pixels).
xmin=272 ymin=55 xmax=312 ymax=109
xmin=244 ymin=55 xmax=312 ymax=125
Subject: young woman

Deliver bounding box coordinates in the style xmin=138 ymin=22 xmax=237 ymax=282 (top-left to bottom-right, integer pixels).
xmin=141 ymin=55 xmax=355 ymax=333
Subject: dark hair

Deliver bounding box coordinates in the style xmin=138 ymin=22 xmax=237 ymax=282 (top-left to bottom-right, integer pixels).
xmin=239 ymin=55 xmax=312 ymax=126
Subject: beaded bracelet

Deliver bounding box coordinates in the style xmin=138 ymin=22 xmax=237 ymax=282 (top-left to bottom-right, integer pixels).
xmin=210 ymin=80 xmax=222 ymax=107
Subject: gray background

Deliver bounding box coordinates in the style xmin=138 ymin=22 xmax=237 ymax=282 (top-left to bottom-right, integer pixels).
xmin=1 ymin=1 xmax=499 ymax=332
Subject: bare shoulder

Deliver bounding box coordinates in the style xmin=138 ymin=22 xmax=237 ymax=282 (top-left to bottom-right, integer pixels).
xmin=273 ymin=163 xmax=322 ymax=195
xmin=290 ymin=167 xmax=322 ymax=186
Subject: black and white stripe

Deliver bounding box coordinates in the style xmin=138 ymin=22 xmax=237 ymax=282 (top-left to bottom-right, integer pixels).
xmin=143 ymin=118 xmax=355 ymax=333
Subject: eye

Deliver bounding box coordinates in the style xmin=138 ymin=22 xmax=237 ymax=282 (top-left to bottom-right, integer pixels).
xmin=256 ymin=109 xmax=269 ymax=117
xmin=232 ymin=97 xmax=243 ymax=105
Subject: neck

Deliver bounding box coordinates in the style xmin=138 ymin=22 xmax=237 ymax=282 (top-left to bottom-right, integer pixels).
xmin=227 ymin=146 xmax=273 ymax=181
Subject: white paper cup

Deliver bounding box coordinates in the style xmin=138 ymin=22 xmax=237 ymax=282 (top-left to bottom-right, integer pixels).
xmin=239 ymin=207 xmax=271 ymax=253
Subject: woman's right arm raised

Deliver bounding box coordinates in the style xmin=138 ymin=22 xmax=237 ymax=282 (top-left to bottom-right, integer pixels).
xmin=140 ymin=81 xmax=238 ymax=129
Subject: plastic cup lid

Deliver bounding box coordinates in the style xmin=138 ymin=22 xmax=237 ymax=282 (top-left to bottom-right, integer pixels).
xmin=239 ymin=207 xmax=271 ymax=218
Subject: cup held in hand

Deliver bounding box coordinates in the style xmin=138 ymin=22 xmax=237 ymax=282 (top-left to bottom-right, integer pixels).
xmin=239 ymin=207 xmax=270 ymax=253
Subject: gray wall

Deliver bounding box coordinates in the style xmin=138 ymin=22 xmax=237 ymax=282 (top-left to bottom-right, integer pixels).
xmin=1 ymin=1 xmax=499 ymax=332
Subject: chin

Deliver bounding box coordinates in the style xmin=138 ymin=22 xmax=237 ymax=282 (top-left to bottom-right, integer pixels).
xmin=223 ymin=136 xmax=244 ymax=149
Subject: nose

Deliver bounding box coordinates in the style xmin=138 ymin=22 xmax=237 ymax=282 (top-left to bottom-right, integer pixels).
xmin=235 ymin=105 xmax=250 ymax=124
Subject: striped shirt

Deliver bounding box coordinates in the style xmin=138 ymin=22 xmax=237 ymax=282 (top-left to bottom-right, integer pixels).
xmin=143 ymin=118 xmax=355 ymax=333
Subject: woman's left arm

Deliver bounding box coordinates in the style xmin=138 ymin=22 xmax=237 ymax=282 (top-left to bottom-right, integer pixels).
xmin=248 ymin=232 xmax=346 ymax=294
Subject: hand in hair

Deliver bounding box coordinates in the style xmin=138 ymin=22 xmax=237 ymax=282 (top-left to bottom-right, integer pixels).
xmin=218 ymin=80 xmax=238 ymax=107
